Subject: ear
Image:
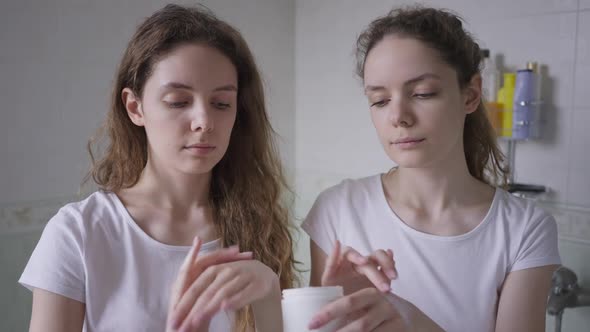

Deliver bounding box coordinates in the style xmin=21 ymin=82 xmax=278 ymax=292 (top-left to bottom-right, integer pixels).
xmin=463 ymin=74 xmax=482 ymax=115
xmin=122 ymin=88 xmax=145 ymax=126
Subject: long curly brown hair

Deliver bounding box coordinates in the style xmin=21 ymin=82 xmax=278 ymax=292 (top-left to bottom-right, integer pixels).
xmin=355 ymin=6 xmax=509 ymax=186
xmin=86 ymin=4 xmax=296 ymax=330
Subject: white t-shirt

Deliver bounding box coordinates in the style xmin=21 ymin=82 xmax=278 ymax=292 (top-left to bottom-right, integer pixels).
xmin=19 ymin=191 xmax=234 ymax=332
xmin=302 ymin=175 xmax=561 ymax=332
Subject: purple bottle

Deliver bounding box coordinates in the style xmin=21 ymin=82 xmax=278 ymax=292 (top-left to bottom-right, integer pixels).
xmin=513 ymin=63 xmax=541 ymax=140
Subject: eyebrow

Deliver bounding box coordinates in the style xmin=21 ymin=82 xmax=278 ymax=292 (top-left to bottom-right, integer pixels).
xmin=213 ymin=84 xmax=238 ymax=92
xmin=364 ymin=73 xmax=441 ymax=93
xmin=161 ymin=82 xmax=238 ymax=92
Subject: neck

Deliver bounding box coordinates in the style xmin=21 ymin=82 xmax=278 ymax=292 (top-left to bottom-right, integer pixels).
xmin=136 ymin=157 xmax=212 ymax=212
xmin=385 ymin=147 xmax=488 ymax=213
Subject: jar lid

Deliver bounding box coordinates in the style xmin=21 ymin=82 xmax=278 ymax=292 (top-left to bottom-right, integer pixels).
xmin=282 ymin=286 xmax=343 ymax=299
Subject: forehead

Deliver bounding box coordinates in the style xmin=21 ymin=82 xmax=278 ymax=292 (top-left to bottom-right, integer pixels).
xmin=149 ymin=43 xmax=238 ymax=88
xmin=363 ymin=35 xmax=453 ymax=85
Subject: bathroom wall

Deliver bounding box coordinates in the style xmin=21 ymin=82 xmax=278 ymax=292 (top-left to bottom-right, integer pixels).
xmin=294 ymin=1 xmax=590 ymax=331
xmin=0 ymin=0 xmax=294 ymax=330
xmin=2 ymin=0 xmax=589 ymax=330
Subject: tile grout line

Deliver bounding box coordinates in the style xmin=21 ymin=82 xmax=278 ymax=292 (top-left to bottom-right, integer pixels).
xmin=564 ymin=2 xmax=581 ymax=206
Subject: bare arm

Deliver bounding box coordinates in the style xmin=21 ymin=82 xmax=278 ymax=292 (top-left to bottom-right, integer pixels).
xmin=29 ymin=288 xmax=85 ymax=332
xmin=495 ymin=265 xmax=558 ymax=332
xmin=309 ymin=240 xmax=327 ymax=287
xmin=252 ymin=276 xmax=283 ymax=332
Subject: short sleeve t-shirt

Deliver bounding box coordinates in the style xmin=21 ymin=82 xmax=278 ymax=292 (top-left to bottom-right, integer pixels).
xmin=19 ymin=190 xmax=233 ymax=332
xmin=303 ymin=175 xmax=561 ymax=332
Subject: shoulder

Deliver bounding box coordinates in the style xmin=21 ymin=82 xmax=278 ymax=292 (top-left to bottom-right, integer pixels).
xmin=494 ymin=189 xmax=555 ymax=225
xmin=314 ymin=174 xmax=382 ymax=206
xmin=492 ymin=189 xmax=558 ymax=246
xmin=491 ymin=190 xmax=561 ymax=271
xmin=47 ymin=190 xmax=121 ymax=233
xmin=303 ymin=174 xmax=382 ymax=229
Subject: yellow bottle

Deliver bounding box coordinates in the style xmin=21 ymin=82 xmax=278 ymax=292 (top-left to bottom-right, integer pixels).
xmin=485 ymin=101 xmax=502 ymax=136
xmin=497 ymin=73 xmax=516 ymax=137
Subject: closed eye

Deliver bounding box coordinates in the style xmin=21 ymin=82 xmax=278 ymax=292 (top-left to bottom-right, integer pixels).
xmin=370 ymin=99 xmax=390 ymax=108
xmin=167 ymin=101 xmax=189 ymax=109
xmin=413 ymin=93 xmax=437 ymax=99
xmin=212 ymin=102 xmax=231 ymax=110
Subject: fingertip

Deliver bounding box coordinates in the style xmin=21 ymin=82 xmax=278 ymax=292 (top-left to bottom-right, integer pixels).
xmin=384 ymin=267 xmax=398 ymax=280
xmin=387 ymin=249 xmax=394 ymax=258
xmin=331 ymin=241 xmax=340 ymax=255
xmin=169 ymin=314 xmax=181 ymax=330
xmin=192 ymin=236 xmax=202 ymax=255
xmin=308 ymin=318 xmax=321 ymax=330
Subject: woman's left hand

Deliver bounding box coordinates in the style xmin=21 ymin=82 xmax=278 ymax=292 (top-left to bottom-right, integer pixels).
xmin=308 ymin=288 xmax=444 ymax=332
xmin=172 ymin=259 xmax=280 ymax=332
xmin=321 ymin=240 xmax=397 ymax=294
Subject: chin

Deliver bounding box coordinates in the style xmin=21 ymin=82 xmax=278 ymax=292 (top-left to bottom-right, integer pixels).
xmin=177 ymin=161 xmax=218 ymax=175
xmin=386 ymin=153 xmax=433 ymax=169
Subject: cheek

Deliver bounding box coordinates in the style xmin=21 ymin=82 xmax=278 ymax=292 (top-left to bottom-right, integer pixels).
xmin=423 ymin=97 xmax=462 ymax=126
xmin=370 ymin=110 xmax=384 ymax=129
xmin=218 ymin=112 xmax=237 ymax=138
xmin=371 ymin=117 xmax=391 ymax=144
xmin=370 ymin=110 xmax=390 ymax=132
xmin=144 ymin=114 xmax=185 ymax=145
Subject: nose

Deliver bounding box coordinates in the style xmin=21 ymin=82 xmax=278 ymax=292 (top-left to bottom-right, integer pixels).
xmin=386 ymin=97 xmax=414 ymax=128
xmin=190 ymin=101 xmax=214 ymax=133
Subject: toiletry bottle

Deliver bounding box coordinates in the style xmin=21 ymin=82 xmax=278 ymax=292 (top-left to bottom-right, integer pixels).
xmin=481 ymin=49 xmax=502 ymax=134
xmin=481 ymin=49 xmax=500 ymax=102
xmin=497 ymin=73 xmax=516 ymax=137
xmin=513 ymin=68 xmax=534 ymax=140
xmin=513 ymin=62 xmax=541 ymax=140
xmin=527 ymin=61 xmax=542 ymax=138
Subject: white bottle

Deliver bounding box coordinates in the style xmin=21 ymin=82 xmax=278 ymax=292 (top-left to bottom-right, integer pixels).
xmin=481 ymin=49 xmax=500 ymax=103
xmin=281 ymin=286 xmax=344 ymax=332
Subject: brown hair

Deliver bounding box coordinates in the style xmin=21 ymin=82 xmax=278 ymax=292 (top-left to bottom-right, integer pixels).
xmin=355 ymin=6 xmax=509 ymax=186
xmin=86 ymin=4 xmax=296 ymax=330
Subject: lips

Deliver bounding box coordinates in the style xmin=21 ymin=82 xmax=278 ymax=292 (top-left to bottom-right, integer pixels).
xmin=393 ymin=138 xmax=425 ymax=144
xmin=184 ymin=143 xmax=216 ymax=156
xmin=185 ymin=143 xmax=215 ymax=149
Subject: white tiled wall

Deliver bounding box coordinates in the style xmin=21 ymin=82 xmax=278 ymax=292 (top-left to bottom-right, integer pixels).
xmin=294 ymin=0 xmax=590 ymax=222
xmin=294 ymin=1 xmax=590 ymax=331
xmin=1 ymin=0 xmax=295 ymax=331
xmin=567 ymin=107 xmax=590 ymax=206
xmin=3 ymin=0 xmax=589 ymax=331
xmin=574 ymin=11 xmax=590 ymax=109
xmin=546 ymin=239 xmax=590 ymax=331
xmin=0 ymin=196 xmax=69 ymax=332
xmin=476 ymin=11 xmax=577 ymax=203
xmin=0 ymin=231 xmax=43 ymax=332
xmin=0 ymin=0 xmax=296 ymax=204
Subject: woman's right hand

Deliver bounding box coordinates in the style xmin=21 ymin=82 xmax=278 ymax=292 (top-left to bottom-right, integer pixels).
xmin=166 ymin=237 xmax=253 ymax=332
xmin=309 ymin=287 xmax=444 ymax=332
xmin=321 ymin=240 xmax=397 ymax=294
